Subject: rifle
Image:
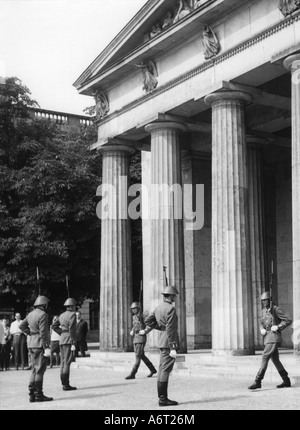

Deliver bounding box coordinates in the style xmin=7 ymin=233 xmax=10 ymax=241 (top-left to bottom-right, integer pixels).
xmin=36 ymin=266 xmax=41 ymax=295
xmin=66 ymin=275 xmax=70 ymax=298
xmin=269 ymin=260 xmax=273 ymax=304
xmin=139 ymin=280 xmax=143 ymax=314
xmin=163 ymin=266 xmax=168 ymax=287
xmin=269 ymin=260 xmax=276 ymax=322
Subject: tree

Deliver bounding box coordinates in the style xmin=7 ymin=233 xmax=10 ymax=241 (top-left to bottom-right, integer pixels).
xmin=0 ymin=77 xmax=143 ymax=315
xmin=0 ymin=77 xmax=101 ymax=312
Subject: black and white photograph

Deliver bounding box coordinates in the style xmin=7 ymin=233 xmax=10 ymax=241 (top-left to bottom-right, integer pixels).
xmin=1 ymin=0 xmax=300 ymax=414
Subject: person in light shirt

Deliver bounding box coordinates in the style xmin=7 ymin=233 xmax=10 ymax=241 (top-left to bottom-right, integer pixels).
xmin=0 ymin=318 xmax=12 ymax=370
xmin=49 ymin=315 xmax=61 ymax=368
xmin=10 ymin=313 xmax=27 ymax=370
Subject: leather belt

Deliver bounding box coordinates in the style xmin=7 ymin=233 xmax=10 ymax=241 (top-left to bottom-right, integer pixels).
xmin=62 ymin=330 xmax=69 ymax=333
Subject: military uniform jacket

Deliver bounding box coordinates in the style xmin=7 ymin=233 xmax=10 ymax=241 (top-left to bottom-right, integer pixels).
xmin=52 ymin=310 xmax=76 ymax=345
xmin=145 ymin=300 xmax=179 ymax=349
xmin=19 ymin=308 xmax=50 ymax=349
xmin=131 ymin=313 xmax=147 ymax=344
xmin=260 ymin=305 xmax=292 ymax=345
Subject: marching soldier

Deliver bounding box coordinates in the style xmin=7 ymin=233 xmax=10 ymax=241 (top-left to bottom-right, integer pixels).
xmin=52 ymin=298 xmax=77 ymax=391
xmin=19 ymin=295 xmax=53 ymax=402
xmin=248 ymin=291 xmax=292 ymax=390
xmin=144 ymin=286 xmax=179 ymax=407
xmin=125 ymin=302 xmax=157 ymax=380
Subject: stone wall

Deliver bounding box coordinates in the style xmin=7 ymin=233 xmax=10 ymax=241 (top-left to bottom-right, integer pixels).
xmin=183 ymin=151 xmax=212 ymax=349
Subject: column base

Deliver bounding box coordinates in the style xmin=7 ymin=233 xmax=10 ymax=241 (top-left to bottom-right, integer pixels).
xmin=212 ymin=348 xmax=255 ymax=356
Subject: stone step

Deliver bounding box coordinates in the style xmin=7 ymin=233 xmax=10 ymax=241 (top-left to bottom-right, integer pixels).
xmin=72 ymin=349 xmax=300 ymax=383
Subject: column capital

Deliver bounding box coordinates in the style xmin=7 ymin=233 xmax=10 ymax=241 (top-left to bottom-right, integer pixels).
xmin=204 ymin=90 xmax=252 ymax=106
xmin=145 ymin=121 xmax=187 ymax=134
xmin=283 ymin=53 xmax=300 ymax=72
xmin=97 ymin=138 xmax=136 ymax=155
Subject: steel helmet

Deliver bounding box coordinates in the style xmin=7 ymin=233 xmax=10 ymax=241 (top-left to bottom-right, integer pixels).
xmin=131 ymin=302 xmax=140 ymax=309
xmin=64 ymin=298 xmax=77 ymax=307
xmin=161 ymin=286 xmax=179 ymax=295
xmin=261 ymin=292 xmax=271 ymax=301
xmin=34 ymin=296 xmax=50 ymax=307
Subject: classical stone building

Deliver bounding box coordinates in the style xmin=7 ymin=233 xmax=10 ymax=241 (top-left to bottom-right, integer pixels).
xmin=74 ymin=0 xmax=300 ymax=355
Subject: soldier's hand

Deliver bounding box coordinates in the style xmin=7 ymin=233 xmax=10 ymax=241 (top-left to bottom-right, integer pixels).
xmin=169 ymin=349 xmax=177 ymax=359
xmin=139 ymin=330 xmax=146 ymax=335
xmin=130 ymin=330 xmax=134 ymax=336
xmin=71 ymin=345 xmax=76 ymax=351
xmin=271 ymin=325 xmax=279 ymax=332
xmin=43 ymin=348 xmax=51 ymax=358
xmin=260 ymin=329 xmax=267 ymax=336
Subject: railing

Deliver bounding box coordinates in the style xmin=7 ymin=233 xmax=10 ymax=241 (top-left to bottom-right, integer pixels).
xmin=28 ymin=107 xmax=94 ymax=128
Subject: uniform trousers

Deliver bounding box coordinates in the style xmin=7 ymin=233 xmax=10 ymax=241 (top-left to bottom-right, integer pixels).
xmin=257 ymin=342 xmax=287 ymax=378
xmin=60 ymin=344 xmax=73 ymax=385
xmin=132 ymin=343 xmax=155 ymax=373
xmin=28 ymin=348 xmax=47 ymax=390
xmin=157 ymin=348 xmax=175 ymax=383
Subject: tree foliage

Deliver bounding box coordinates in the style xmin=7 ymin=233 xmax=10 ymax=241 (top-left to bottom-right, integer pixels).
xmin=0 ymin=77 xmax=101 ymax=312
xmin=0 ymin=77 xmax=143 ymax=314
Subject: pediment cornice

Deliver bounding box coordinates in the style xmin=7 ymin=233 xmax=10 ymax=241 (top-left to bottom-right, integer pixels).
xmin=74 ymin=0 xmax=242 ymax=94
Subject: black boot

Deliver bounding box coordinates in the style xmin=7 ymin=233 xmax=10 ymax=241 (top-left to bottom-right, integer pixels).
xmin=34 ymin=381 xmax=53 ymax=402
xmin=147 ymin=368 xmax=157 ymax=378
xmin=61 ymin=373 xmax=77 ymax=390
xmin=125 ymin=371 xmax=136 ymax=380
xmin=248 ymin=369 xmax=265 ymax=390
xmin=277 ymin=371 xmax=291 ymax=388
xmin=158 ymin=381 xmax=178 ymax=406
xmin=29 ymin=386 xmax=35 ymax=403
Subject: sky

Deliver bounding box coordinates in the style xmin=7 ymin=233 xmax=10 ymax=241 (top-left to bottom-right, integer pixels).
xmin=0 ymin=0 xmax=148 ymax=115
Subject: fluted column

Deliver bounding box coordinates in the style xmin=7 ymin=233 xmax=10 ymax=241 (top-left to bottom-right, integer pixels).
xmin=247 ymin=137 xmax=267 ymax=349
xmin=145 ymin=122 xmax=187 ymax=353
xmin=97 ymin=141 xmax=135 ymax=351
xmin=205 ymin=91 xmax=255 ymax=355
xmin=284 ymin=54 xmax=300 ymax=353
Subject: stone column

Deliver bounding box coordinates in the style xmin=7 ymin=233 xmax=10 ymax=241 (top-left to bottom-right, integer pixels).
xmin=247 ymin=137 xmax=267 ymax=349
xmin=284 ymin=54 xmax=300 ymax=353
xmin=97 ymin=141 xmax=135 ymax=351
xmin=205 ymin=91 xmax=255 ymax=355
xmin=145 ymin=122 xmax=187 ymax=352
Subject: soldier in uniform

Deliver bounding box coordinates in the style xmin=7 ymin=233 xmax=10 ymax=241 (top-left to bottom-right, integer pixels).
xmin=125 ymin=302 xmax=157 ymax=380
xmin=19 ymin=296 xmax=53 ymax=402
xmin=144 ymin=286 xmax=179 ymax=407
xmin=248 ymin=291 xmax=292 ymax=390
xmin=52 ymin=298 xmax=77 ymax=391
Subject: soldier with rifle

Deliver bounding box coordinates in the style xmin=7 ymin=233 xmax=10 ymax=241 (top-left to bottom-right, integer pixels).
xmin=248 ymin=261 xmax=292 ymax=390
xmin=125 ymin=280 xmax=157 ymax=380
xmin=144 ymin=267 xmax=180 ymax=406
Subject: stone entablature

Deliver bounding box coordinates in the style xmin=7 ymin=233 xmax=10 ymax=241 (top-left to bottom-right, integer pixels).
xmin=83 ymin=0 xmax=297 ymax=143
xmin=92 ymin=6 xmax=300 ymax=146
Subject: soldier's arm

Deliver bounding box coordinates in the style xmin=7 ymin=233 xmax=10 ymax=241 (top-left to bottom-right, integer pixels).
xmin=19 ymin=318 xmax=30 ymax=336
xmin=70 ymin=313 xmax=77 ymax=343
xmin=144 ymin=311 xmax=160 ymax=332
xmin=39 ymin=313 xmax=50 ymax=349
xmin=51 ymin=318 xmax=62 ymax=335
xmin=166 ymin=307 xmax=179 ymax=350
xmin=275 ymin=306 xmax=292 ymax=331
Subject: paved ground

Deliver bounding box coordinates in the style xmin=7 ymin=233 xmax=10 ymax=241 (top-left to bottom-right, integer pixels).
xmin=1 ymin=364 xmax=300 ymax=412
